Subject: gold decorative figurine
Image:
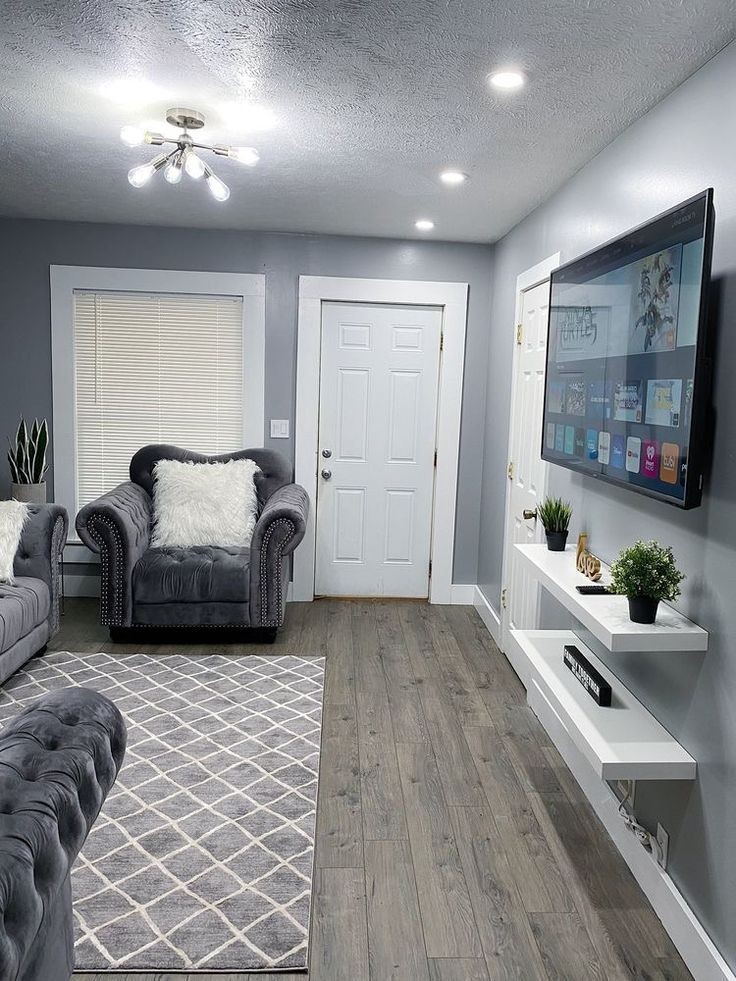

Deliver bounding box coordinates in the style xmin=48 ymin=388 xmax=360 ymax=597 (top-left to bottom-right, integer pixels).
xmin=576 ymin=532 xmax=602 ymax=582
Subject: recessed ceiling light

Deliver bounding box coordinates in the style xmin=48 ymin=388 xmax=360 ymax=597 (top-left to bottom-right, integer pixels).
xmin=440 ymin=170 xmax=467 ymax=186
xmin=487 ymin=70 xmax=526 ymax=90
xmin=415 ymin=219 xmax=435 ymax=231
xmin=219 ymin=102 xmax=277 ymax=132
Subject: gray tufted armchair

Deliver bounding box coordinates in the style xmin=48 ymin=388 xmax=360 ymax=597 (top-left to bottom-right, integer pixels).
xmin=76 ymin=445 xmax=308 ymax=641
xmin=0 ymin=687 xmax=126 ymax=981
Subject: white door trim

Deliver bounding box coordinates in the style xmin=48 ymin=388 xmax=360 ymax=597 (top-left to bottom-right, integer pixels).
xmin=294 ymin=275 xmax=469 ymax=603
xmin=499 ymin=253 xmax=560 ymax=650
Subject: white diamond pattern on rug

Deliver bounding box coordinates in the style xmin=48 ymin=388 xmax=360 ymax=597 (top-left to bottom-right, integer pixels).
xmin=0 ymin=651 xmax=325 ymax=972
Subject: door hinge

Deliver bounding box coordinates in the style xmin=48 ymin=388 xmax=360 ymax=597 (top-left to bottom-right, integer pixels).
xmin=433 ymin=449 xmax=438 ymax=468
xmin=428 ymin=559 xmax=432 ymax=577
xmin=516 ymin=323 xmax=523 ymax=345
xmin=507 ymin=460 xmax=514 ymax=480
xmin=440 ymin=333 xmax=444 ymax=351
xmin=501 ymin=587 xmax=508 ymax=609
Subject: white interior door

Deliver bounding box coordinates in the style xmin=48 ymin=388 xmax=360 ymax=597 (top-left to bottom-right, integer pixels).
xmin=502 ymin=279 xmax=550 ymax=648
xmin=315 ymin=301 xmax=442 ymax=597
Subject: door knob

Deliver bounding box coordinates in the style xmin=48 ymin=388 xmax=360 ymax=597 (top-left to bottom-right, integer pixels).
xmin=322 ymin=448 xmax=332 ymax=458
xmin=321 ymin=469 xmax=332 ymax=480
xmin=522 ymin=508 xmax=538 ymax=520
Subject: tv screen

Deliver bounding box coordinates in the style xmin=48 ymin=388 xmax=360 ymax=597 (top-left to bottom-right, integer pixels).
xmin=542 ymin=189 xmax=714 ymax=509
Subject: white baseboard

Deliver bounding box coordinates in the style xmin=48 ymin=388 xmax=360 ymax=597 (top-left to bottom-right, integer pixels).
xmin=474 ymin=604 xmax=734 ymax=981
xmin=472 ymin=585 xmax=501 ymax=646
xmin=449 ymin=583 xmax=476 ymax=604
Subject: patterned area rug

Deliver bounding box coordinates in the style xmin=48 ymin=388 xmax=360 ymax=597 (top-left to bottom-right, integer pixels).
xmin=0 ymin=650 xmax=324 ymax=972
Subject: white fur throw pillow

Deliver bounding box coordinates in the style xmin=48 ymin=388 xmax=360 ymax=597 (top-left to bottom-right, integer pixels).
xmin=0 ymin=500 xmax=29 ymax=583
xmin=151 ymin=458 xmax=261 ymax=548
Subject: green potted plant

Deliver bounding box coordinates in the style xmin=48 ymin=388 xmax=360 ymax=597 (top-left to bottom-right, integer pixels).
xmin=537 ymin=496 xmax=572 ymax=551
xmin=609 ymin=539 xmax=685 ymax=624
xmin=7 ymin=417 xmax=49 ymax=504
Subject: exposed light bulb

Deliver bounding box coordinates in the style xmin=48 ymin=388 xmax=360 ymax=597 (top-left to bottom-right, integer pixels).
xmin=120 ymin=125 xmax=145 ymax=147
xmin=164 ymin=153 xmax=183 ymax=184
xmin=415 ymin=219 xmax=435 ymax=231
xmin=206 ymin=170 xmax=230 ymax=202
xmin=184 ymin=150 xmax=206 ymax=179
xmin=127 ymin=153 xmax=167 ymax=188
xmin=128 ymin=163 xmax=156 ymax=187
xmin=487 ymin=69 xmax=526 ymax=90
xmin=227 ymin=146 xmax=260 ymax=166
xmin=440 ymin=170 xmax=467 ymax=185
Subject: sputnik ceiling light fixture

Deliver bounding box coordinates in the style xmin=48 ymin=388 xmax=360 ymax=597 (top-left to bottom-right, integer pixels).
xmin=121 ymin=107 xmax=259 ymax=202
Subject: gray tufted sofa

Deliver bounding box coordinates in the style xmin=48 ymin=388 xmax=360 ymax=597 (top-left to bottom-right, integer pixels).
xmin=0 ymin=504 xmax=68 ymax=685
xmin=76 ymin=445 xmax=309 ymax=640
xmin=0 ymin=687 xmax=126 ymax=981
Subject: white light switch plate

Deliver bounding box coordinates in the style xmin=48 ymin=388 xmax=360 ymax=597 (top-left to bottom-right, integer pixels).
xmin=270 ymin=419 xmax=290 ymax=439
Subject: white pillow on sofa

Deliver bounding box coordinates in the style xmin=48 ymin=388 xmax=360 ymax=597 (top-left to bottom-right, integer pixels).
xmin=0 ymin=500 xmax=29 ymax=583
xmin=151 ymin=458 xmax=261 ymax=549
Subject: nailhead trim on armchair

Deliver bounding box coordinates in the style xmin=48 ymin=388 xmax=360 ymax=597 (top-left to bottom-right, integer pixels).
xmin=86 ymin=515 xmax=124 ymax=627
xmin=259 ymin=517 xmax=295 ymax=627
xmin=49 ymin=515 xmax=66 ymax=634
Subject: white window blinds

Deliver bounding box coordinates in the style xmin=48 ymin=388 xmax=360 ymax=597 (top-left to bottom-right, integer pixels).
xmin=73 ymin=289 xmax=244 ymax=508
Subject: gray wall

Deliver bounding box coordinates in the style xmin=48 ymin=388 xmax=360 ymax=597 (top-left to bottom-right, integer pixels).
xmin=0 ymin=221 xmax=492 ymax=582
xmin=478 ymin=41 xmax=736 ymax=970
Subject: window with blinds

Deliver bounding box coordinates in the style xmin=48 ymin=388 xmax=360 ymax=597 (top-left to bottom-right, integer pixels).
xmin=73 ymin=290 xmax=244 ymax=508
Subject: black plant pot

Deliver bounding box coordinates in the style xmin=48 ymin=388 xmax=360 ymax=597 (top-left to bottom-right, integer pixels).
xmin=627 ymin=595 xmax=660 ymax=624
xmin=545 ymin=529 xmax=569 ymax=552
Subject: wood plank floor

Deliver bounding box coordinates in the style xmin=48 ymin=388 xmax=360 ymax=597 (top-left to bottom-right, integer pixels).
xmin=51 ymin=598 xmax=692 ymax=981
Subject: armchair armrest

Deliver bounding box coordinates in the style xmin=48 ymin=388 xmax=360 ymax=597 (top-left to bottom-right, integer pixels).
xmin=76 ymin=482 xmax=152 ymax=627
xmin=14 ymin=504 xmax=68 ymax=635
xmin=250 ymin=483 xmax=309 ymax=627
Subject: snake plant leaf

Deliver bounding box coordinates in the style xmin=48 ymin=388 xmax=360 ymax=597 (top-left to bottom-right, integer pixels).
xmin=15 ymin=417 xmax=27 ymax=450
xmin=17 ymin=441 xmax=31 ymax=483
xmin=31 ymin=419 xmax=48 ymax=482
xmin=7 ymin=445 xmax=19 ymax=483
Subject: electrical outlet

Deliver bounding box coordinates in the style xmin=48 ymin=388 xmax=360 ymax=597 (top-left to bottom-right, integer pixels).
xmin=655 ymin=823 xmax=669 ymax=869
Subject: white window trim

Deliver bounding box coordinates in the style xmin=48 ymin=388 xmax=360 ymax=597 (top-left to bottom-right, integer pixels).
xmin=50 ymin=265 xmax=266 ymax=556
xmin=293 ymin=275 xmax=469 ymax=604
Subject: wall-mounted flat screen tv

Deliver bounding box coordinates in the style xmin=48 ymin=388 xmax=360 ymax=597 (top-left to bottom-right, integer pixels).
xmin=542 ymin=189 xmax=714 ymax=509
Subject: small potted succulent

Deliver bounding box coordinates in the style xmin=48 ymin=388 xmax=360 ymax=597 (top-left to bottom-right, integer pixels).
xmin=609 ymin=539 xmax=685 ymax=624
xmin=537 ymin=496 xmax=572 ymax=551
xmin=7 ymin=417 xmax=50 ymax=504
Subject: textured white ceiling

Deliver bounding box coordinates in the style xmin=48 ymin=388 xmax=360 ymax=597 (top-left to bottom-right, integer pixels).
xmin=1 ymin=1 xmax=734 ymax=242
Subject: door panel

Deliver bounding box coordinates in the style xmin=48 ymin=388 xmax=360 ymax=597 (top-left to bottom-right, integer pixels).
xmin=388 ymin=371 xmax=421 ymax=462
xmin=384 ymin=489 xmax=415 ymax=563
xmin=336 ymin=369 xmax=370 ymax=460
xmin=333 ymin=487 xmax=366 ymax=562
xmin=316 ymin=301 xmax=442 ymax=597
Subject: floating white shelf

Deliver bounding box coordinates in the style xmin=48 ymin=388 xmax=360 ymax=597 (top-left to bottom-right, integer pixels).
xmin=509 ymin=629 xmax=696 ymax=781
xmin=515 ymin=544 xmax=708 ymax=653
